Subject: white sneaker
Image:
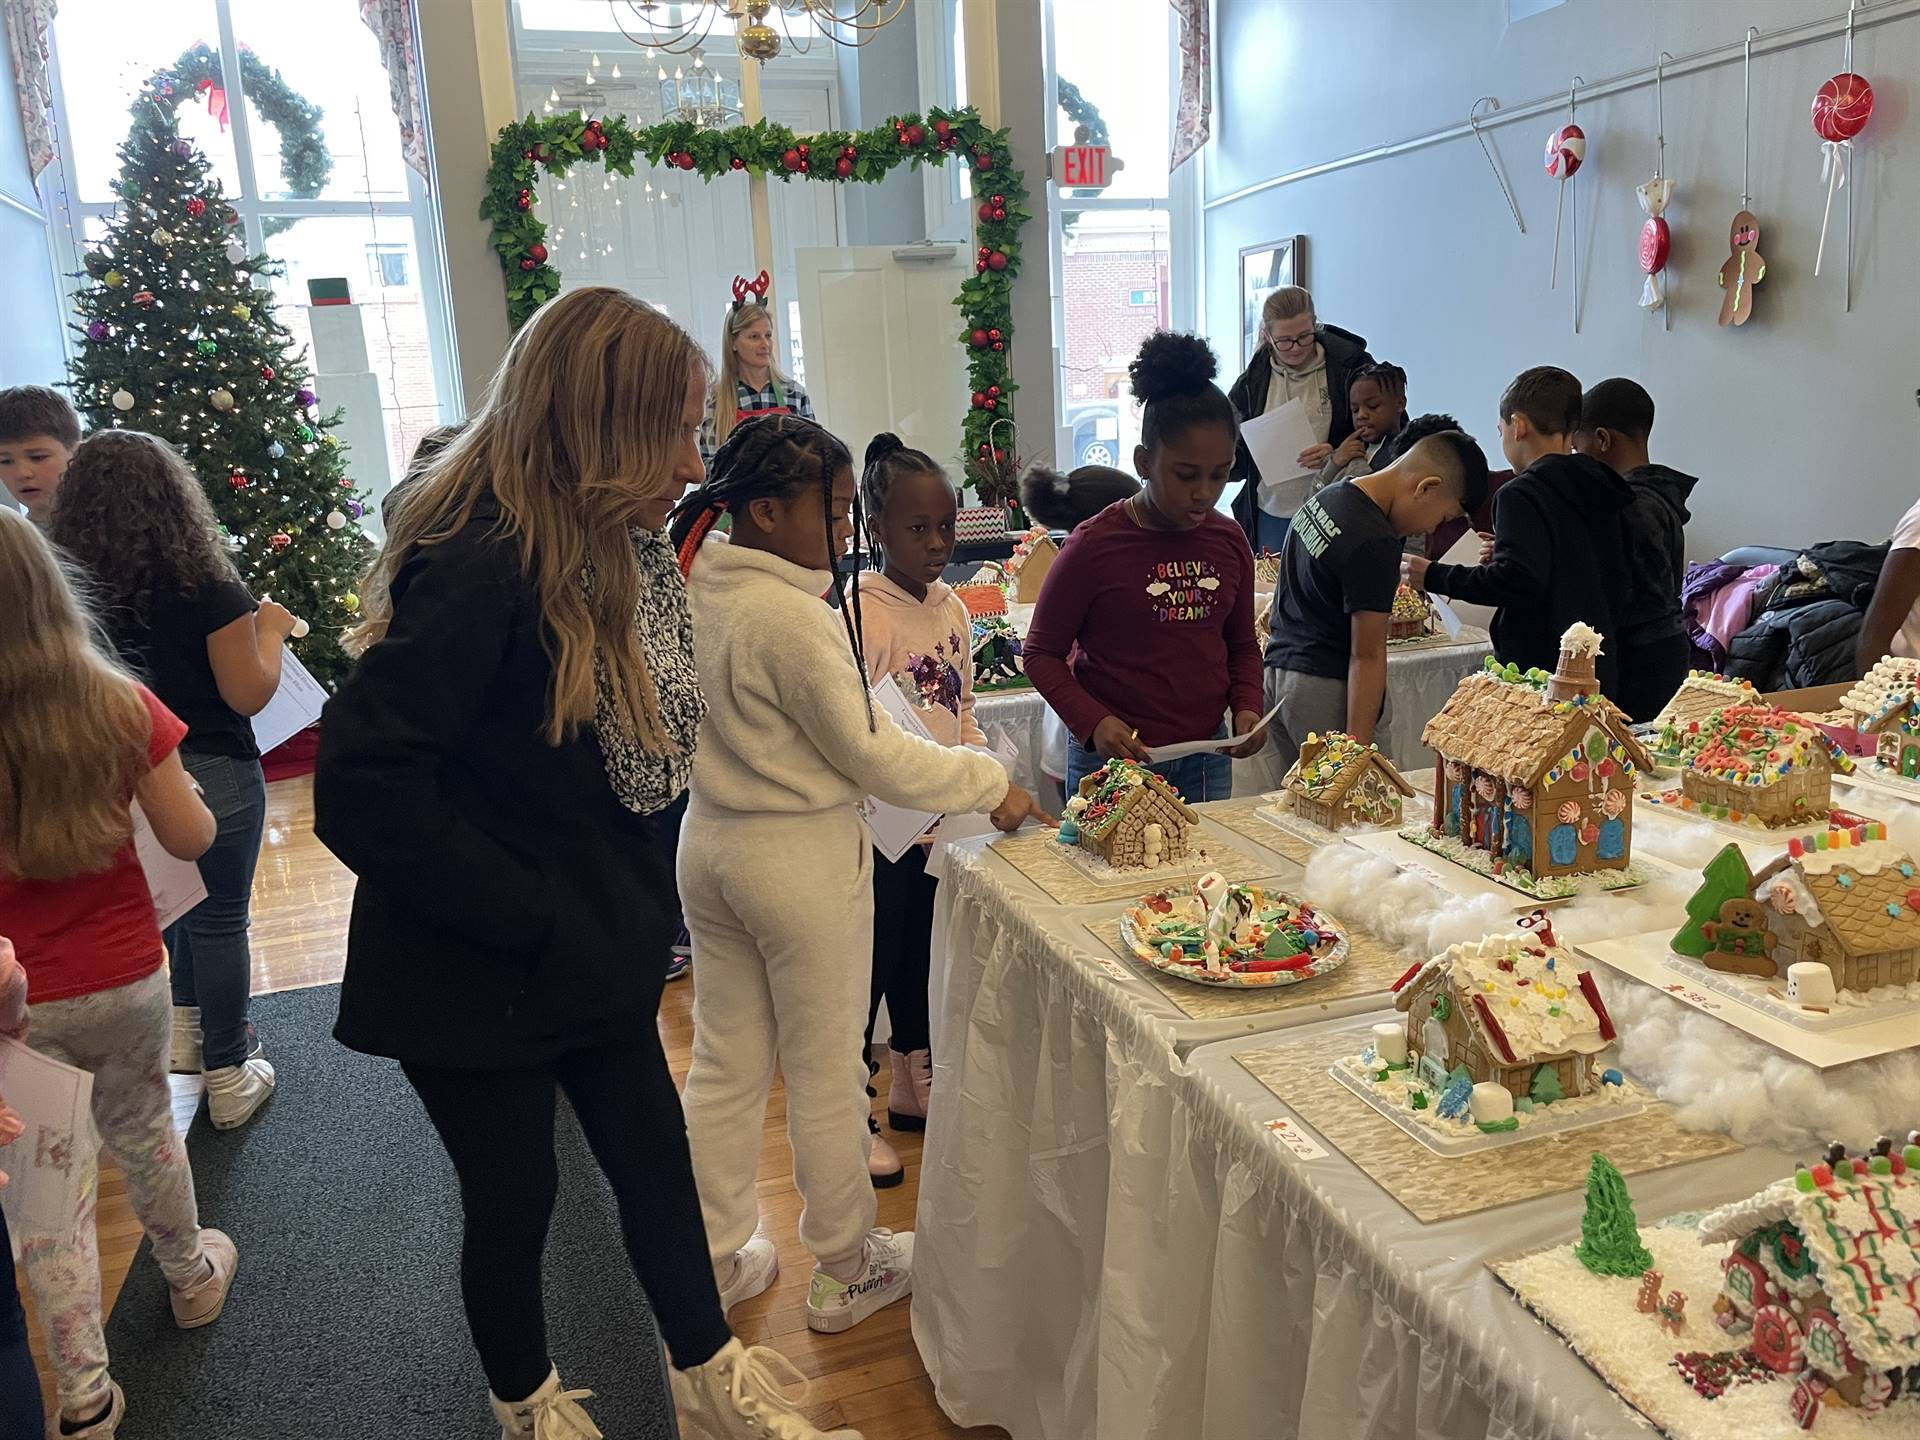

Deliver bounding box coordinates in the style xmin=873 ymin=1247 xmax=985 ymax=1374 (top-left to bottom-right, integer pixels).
xmin=205 ymin=1057 xmax=276 ymax=1129
xmin=489 ymin=1367 xmax=603 ymax=1439
xmin=671 ymin=1338 xmax=862 ymax=1439
xmin=805 ymin=1229 xmax=912 ymax=1334
xmin=169 ymin=1006 xmax=202 ymax=1075
xmin=717 ymin=1233 xmax=779 ymax=1313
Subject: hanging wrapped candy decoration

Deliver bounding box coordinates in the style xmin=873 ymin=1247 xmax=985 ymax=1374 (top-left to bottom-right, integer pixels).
xmin=1638 ymin=180 xmax=1673 ymax=311
xmin=1544 ymin=121 xmax=1585 ymax=291
xmin=1811 ymin=71 xmax=1873 ymax=276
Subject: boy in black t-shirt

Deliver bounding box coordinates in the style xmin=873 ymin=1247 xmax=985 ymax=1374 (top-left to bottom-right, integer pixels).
xmin=1238 ymin=432 xmax=1490 ymax=795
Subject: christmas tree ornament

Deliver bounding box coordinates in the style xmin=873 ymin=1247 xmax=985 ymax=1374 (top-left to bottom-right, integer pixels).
xmin=267 ymin=441 xmax=285 ymax=459
xmin=84 ymin=250 xmax=111 ymax=277
xmin=1637 ymin=53 xmax=1674 ymax=324
xmin=342 ymin=592 xmax=360 ymax=613
xmin=119 ymin=179 xmax=140 ymax=198
xmin=326 ymin=510 xmax=347 ymax=529
xmin=86 ymin=321 xmax=111 ymax=342
xmin=346 ymin=498 xmax=364 ymax=520
xmin=197 ymin=338 xmax=218 ymax=355
xmin=104 ymin=269 xmax=125 ymax=288
xmin=290 ymin=617 xmax=310 ymax=639
xmin=1543 ymin=89 xmax=1586 ymax=304
xmin=152 ymin=227 xmax=174 ymax=246
xmin=269 ymin=531 xmax=292 ymax=551
xmin=186 ymin=197 xmax=206 ymax=218
xmin=211 ymin=387 xmax=236 ymax=410
xmin=231 ymin=303 xmax=250 ymax=321
xmin=111 ymin=388 xmax=135 ymax=411
xmin=525 ymin=244 xmax=547 ymax=265
xmin=1811 ymin=52 xmax=1873 ymax=282
xmin=322 ymin=434 xmax=338 ymax=447
xmin=260 ymin=365 xmax=274 ymax=380
xmin=225 ymin=241 xmax=246 ymax=263
xmin=296 ymin=387 xmax=317 ymax=408
xmin=133 ymin=289 xmax=156 ymax=308
xmin=1721 ymin=28 xmax=1767 ymax=328
xmin=296 ymin=424 xmax=315 ymax=442
xmin=228 ymin=471 xmax=249 ymax=490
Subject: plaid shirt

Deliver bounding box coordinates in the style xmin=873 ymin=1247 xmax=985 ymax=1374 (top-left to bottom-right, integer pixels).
xmin=699 ymin=377 xmax=816 ymax=466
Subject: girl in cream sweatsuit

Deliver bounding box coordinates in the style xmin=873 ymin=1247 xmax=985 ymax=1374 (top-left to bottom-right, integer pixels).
xmin=670 ymin=416 xmax=1045 ymax=1338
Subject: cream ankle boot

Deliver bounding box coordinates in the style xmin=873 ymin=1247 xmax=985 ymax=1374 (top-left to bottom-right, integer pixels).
xmin=489 ymin=1368 xmax=602 ymax=1439
xmin=672 ymin=1339 xmax=863 ymax=1439
xmin=886 ymin=1049 xmax=931 ymax=1131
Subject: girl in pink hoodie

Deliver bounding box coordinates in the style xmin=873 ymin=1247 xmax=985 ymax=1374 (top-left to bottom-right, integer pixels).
xmin=850 ymin=435 xmax=989 ymax=1178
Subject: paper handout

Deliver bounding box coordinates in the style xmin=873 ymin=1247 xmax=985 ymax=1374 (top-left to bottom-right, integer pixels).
xmin=0 ymin=1038 xmax=95 ymax=1235
xmin=1145 ymin=700 xmax=1284 ymax=763
xmin=250 ymin=647 xmax=328 ymax=756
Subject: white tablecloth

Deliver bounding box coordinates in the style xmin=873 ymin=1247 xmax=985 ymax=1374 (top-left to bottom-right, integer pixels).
xmin=912 ymin=815 xmax=1789 ymax=1440
xmin=974 ymin=687 xmax=1059 ymax=807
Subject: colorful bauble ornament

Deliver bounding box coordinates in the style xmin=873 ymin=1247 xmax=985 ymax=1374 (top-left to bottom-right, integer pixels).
xmin=86 ymin=320 xmax=110 ymax=342
xmin=151 ymin=228 xmax=174 ymax=246
xmin=289 ymin=617 xmax=310 ymax=639
xmin=904 ymin=123 xmax=925 ymax=147
xmin=326 ymin=510 xmax=347 ymax=530
xmin=132 ymin=289 xmax=156 ymax=308
xmin=520 ymin=258 xmax=536 ymax=271
xmin=515 ymin=187 xmax=532 ymax=210
xmin=296 ymin=387 xmax=317 ymax=408
xmin=782 ymin=148 xmax=803 ymax=171
xmin=231 ymin=303 xmax=250 ymax=321
xmin=346 ymin=498 xmax=364 ymax=520
xmin=342 ymin=592 xmax=360 ymax=613
xmin=267 ymin=441 xmax=285 ymax=459
xmin=269 ymin=532 xmax=292 ymax=551
xmin=260 ymin=365 xmax=274 ymax=380
xmin=83 ymin=250 xmax=110 ymax=277
xmin=111 ymin=388 xmax=135 ymax=411
xmin=934 ymin=118 xmax=951 ymax=140
xmin=119 ymin=179 xmax=140 ymax=198
xmin=211 ymin=388 xmax=236 ymax=411
xmin=1811 ymin=72 xmax=1874 ymax=276
xmin=170 ymin=139 xmax=193 ymax=159
xmin=525 ymin=243 xmax=547 ymax=265
xmin=186 ymin=197 xmax=207 ymax=218
xmin=296 ymin=424 xmax=315 ymax=442
xmin=729 ymin=156 xmax=745 ymax=171
xmin=197 ymin=338 xmax=219 ymax=355
xmin=835 ymin=157 xmax=853 ymax=178
xmin=986 ymin=251 xmax=1009 ymax=272
xmin=970 ymin=329 xmax=989 ymax=348
xmin=103 ymin=269 xmax=124 ymax=288
xmin=322 ymin=434 xmax=338 ymax=447
xmin=225 ymin=241 xmax=247 ymax=264
xmin=228 ymin=471 xmax=249 ymax=490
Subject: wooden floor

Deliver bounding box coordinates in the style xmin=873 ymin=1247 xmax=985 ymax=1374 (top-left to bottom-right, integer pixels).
xmin=24 ymin=773 xmax=1005 ymax=1439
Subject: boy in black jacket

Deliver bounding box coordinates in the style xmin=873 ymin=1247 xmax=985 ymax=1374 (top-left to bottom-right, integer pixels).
xmin=1572 ymin=378 xmax=1696 ymax=720
xmin=1405 ymin=367 xmax=1632 ymax=695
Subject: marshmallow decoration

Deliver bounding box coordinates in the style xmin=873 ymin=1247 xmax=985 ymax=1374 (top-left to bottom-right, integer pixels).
xmin=1372 ymin=1022 xmax=1408 ymax=1066
xmin=1811 ymin=72 xmax=1873 ymax=277
xmin=1785 ymin=962 xmax=1838 ymax=1009
xmin=1544 ymin=122 xmax=1586 ymax=291
xmin=1470 ymin=1082 xmax=1516 ymax=1127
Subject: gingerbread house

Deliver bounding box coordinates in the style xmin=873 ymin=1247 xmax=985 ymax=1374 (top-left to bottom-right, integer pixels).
xmin=1419 ymin=625 xmax=1652 ymax=881
xmin=1283 ymin=732 xmax=1413 ymax=830
xmin=1390 ymin=933 xmax=1616 ymax=1103
xmin=1062 ymin=760 xmax=1198 ymax=870
xmin=1004 ymin=527 xmax=1059 ymax=604
xmin=1841 ymin=657 xmax=1920 ymax=778
xmin=955 ymin=575 xmax=1007 ymax=619
xmin=1650 ymin=672 xmax=1760 ymax=767
xmin=1675 ymin=828 xmax=1920 ymax=995
xmin=1697 ymin=1139 xmax=1920 ymax=1422
xmin=1389 ymin=584 xmax=1435 ymax=641
xmin=970 ymin=614 xmax=1027 ymax=692
xmin=1253 ymin=550 xmax=1281 ymax=590
xmin=1680 ymin=704 xmax=1853 ymax=827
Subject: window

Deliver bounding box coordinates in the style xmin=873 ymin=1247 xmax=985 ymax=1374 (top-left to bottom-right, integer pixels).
xmin=1126 ymin=288 xmax=1155 ymax=307
xmin=368 ymin=243 xmax=411 ymax=288
xmin=40 ymin=0 xmax=456 ymax=490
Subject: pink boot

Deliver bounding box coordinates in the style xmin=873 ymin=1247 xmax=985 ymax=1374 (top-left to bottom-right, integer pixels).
xmin=887 ymin=1049 xmax=932 ymax=1132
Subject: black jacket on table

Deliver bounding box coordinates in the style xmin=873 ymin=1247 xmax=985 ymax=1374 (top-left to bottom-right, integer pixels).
xmin=1422 ymin=452 xmax=1634 ymax=695
xmin=314 ymin=495 xmax=676 ymax=1069
xmin=1226 ymin=324 xmax=1374 ymax=549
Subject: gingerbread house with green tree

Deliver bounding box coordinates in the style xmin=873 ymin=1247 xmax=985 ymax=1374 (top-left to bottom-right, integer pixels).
xmin=1282 ymin=732 xmax=1414 ymax=830
xmin=1841 ymin=656 xmax=1920 ymax=778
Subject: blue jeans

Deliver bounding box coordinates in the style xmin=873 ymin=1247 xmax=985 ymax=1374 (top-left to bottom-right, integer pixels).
xmin=164 ymin=750 xmax=267 ymax=1070
xmin=1254 ymin=510 xmax=1292 ymax=554
xmin=1065 ymin=728 xmax=1234 ymax=804
xmin=0 ymin=1207 xmax=41 ymax=1437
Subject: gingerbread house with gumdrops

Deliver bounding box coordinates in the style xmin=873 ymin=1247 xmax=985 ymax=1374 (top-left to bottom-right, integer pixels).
xmin=1697 ymin=1138 xmax=1920 ymax=1425
xmin=1419 ymin=625 xmax=1652 ymax=881
xmin=1842 ymin=657 xmax=1920 ymax=778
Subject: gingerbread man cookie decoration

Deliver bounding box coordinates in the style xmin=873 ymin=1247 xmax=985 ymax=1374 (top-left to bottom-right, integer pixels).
xmin=1717 ymin=210 xmax=1766 ymax=327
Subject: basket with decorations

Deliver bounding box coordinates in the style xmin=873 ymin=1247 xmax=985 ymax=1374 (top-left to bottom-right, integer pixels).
xmin=1118 ymin=873 xmax=1350 ymax=988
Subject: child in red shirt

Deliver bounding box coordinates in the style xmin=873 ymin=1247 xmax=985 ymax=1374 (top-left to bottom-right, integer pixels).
xmin=0 ymin=509 xmax=236 ymax=1436
xmin=1024 ymin=332 xmax=1267 ymax=801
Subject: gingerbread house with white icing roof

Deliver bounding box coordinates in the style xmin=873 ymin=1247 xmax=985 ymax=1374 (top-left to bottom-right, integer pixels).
xmin=1842 ymin=656 xmax=1920 ymax=778
xmin=1390 ymin=933 xmax=1616 ymax=1102
xmin=1697 ymin=1138 xmax=1920 ymax=1421
xmin=1749 ymin=827 xmax=1920 ymax=995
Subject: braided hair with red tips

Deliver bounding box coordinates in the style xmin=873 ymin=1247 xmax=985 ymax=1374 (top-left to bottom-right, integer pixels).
xmin=670 ymin=414 xmax=877 ymax=731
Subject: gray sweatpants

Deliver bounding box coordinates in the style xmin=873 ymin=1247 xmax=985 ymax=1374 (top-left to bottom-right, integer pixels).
xmin=1231 ymin=667 xmax=1393 ymax=798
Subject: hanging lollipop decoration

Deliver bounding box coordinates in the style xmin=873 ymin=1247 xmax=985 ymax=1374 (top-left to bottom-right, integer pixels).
xmin=1811 ymin=4 xmax=1873 ymax=293
xmin=1544 ymin=85 xmax=1586 ymax=292
xmin=1637 ymin=53 xmax=1675 ymax=326
xmin=1719 ymin=29 xmax=1767 ymax=328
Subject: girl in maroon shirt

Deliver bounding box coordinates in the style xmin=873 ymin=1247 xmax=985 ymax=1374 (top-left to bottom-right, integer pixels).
xmin=1024 ymin=332 xmax=1267 ymax=802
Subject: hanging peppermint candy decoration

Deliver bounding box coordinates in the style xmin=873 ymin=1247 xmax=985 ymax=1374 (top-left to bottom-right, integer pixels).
xmin=1637 ymin=180 xmax=1673 ymax=310
xmin=1811 ymin=72 xmax=1873 ymax=276
xmin=1544 ymin=122 xmax=1586 ymax=291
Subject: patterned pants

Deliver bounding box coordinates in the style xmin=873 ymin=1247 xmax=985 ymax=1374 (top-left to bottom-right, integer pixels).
xmin=10 ymin=968 xmax=208 ymax=1412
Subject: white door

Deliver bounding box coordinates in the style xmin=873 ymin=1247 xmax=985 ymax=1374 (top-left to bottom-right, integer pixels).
xmin=792 ymin=244 xmax=972 ymax=470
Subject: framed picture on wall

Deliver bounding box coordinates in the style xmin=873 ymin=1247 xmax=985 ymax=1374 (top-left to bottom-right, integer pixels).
xmin=1240 ymin=237 xmax=1305 ymax=365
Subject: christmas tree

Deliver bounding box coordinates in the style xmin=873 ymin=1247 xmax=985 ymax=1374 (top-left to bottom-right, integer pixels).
xmin=1573 ymin=1153 xmax=1654 ymax=1277
xmin=66 ymin=94 xmax=373 ymax=687
xmin=1671 ymin=844 xmax=1755 ymax=958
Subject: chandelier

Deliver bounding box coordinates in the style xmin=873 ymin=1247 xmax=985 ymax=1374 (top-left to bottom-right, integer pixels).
xmin=659 ymin=50 xmax=743 ymax=129
xmin=609 ymin=0 xmax=908 ymax=62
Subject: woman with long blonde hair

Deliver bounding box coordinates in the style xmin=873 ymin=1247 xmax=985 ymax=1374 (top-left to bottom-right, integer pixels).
xmin=699 ymin=287 xmax=815 ymax=466
xmin=0 ymin=508 xmax=235 ymax=1439
xmin=315 ymin=286 xmax=856 ymax=1440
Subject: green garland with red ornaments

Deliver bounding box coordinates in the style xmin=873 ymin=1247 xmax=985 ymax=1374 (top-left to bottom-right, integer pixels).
xmin=481 ymin=105 xmax=1029 ymax=495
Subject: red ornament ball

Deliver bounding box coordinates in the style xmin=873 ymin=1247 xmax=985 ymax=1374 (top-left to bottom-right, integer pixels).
xmin=834 ymin=157 xmax=852 ymax=178
xmin=971 ymin=391 xmax=988 ymax=408
xmin=527 ymin=243 xmax=548 ymax=263
xmin=904 ymin=124 xmax=925 ymax=147
xmin=992 ymin=207 xmax=1007 ymax=222
xmin=269 ymin=531 xmax=292 ymax=551
xmin=991 ymin=194 xmax=1005 ymax=207
xmin=992 ymin=341 xmax=1004 ymax=352
xmin=260 ymin=365 xmax=274 ymax=380
xmin=986 ymin=251 xmax=1009 ymax=272
xmin=186 ymin=197 xmax=207 ymax=218
xmin=934 ymin=118 xmax=951 ymax=139
xmin=516 ymin=188 xmax=531 ymax=210
xmin=988 ymin=328 xmax=1002 ymax=340
xmin=970 ymin=328 xmax=989 ymax=348
xmin=782 ymin=148 xmax=803 ymax=171
xmin=976 ymin=154 xmax=994 ymax=173
xmin=228 ymin=472 xmax=249 ymax=490
xmin=520 ymin=258 xmax=536 ymax=271
xmin=987 ymin=385 xmax=1000 ymax=398
xmin=729 ymin=156 xmax=745 ymax=170
xmin=985 ymin=398 xmax=998 ymax=411
xmin=797 ymin=143 xmax=810 ymax=158
xmin=976 ymin=261 xmax=987 ymax=274
xmin=978 ymin=202 xmax=998 ymax=222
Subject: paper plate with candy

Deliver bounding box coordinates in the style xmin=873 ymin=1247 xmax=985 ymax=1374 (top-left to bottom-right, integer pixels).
xmin=1118 ymin=872 xmax=1349 ymax=987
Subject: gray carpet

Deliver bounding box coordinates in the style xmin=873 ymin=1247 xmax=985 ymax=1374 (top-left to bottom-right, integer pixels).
xmin=101 ymin=984 xmax=678 ymax=1438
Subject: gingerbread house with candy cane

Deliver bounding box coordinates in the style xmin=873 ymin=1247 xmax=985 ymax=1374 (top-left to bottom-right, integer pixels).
xmin=1697 ymin=1138 xmax=1920 ymax=1426
xmin=1416 ymin=624 xmax=1652 ymax=885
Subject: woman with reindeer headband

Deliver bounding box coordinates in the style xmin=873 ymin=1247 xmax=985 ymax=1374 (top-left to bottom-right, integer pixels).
xmin=700 ymin=272 xmax=816 ymax=467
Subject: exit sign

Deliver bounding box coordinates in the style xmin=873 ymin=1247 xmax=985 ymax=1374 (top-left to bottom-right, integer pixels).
xmin=1054 ymin=143 xmax=1113 ymax=191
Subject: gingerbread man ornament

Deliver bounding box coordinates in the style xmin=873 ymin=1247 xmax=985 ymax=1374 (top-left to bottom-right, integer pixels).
xmin=1717 ymin=211 xmax=1766 ymax=327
